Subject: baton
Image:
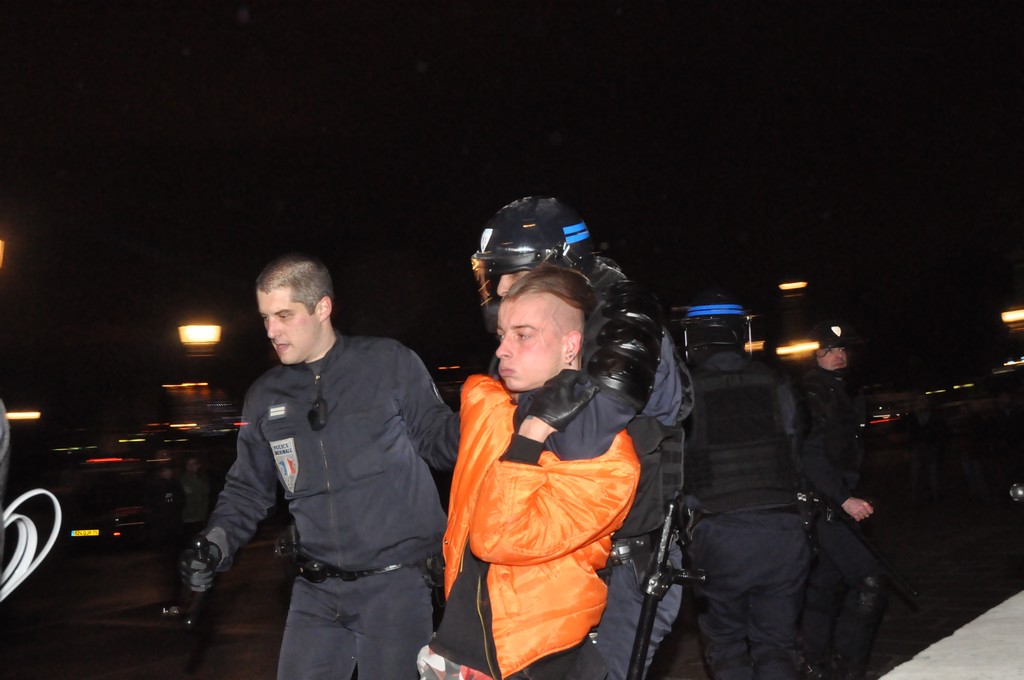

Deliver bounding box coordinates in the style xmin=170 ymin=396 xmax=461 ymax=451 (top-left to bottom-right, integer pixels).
xmin=626 ymin=499 xmax=705 ymax=680
xmin=184 ymin=536 xmax=211 ymax=632
xmin=818 ymin=495 xmax=919 ymax=603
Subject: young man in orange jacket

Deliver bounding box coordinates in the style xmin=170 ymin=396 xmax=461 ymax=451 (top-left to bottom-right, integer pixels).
xmin=420 ymin=265 xmax=640 ymax=680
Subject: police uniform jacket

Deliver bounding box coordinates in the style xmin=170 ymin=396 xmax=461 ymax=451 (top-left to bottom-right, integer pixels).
xmin=563 ymin=257 xmax=690 ymax=538
xmin=205 ymin=333 xmax=459 ymax=571
xmin=800 ymin=365 xmax=866 ymax=507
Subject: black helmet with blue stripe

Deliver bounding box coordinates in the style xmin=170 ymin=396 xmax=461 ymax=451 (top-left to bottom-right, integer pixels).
xmin=472 ymin=196 xmax=596 ymax=328
xmin=680 ymin=289 xmax=752 ymax=364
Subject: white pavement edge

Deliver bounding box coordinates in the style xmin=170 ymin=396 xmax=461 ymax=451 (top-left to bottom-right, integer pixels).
xmin=880 ymin=589 xmax=1024 ymax=680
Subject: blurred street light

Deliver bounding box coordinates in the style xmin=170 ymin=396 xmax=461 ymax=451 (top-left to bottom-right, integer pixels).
xmin=1003 ymin=243 xmax=1024 ymax=339
xmin=1001 ymin=308 xmax=1024 ymax=328
xmin=172 ymin=324 xmax=232 ymax=432
xmin=179 ymin=324 xmax=221 ymax=345
xmin=178 ymin=324 xmax=221 ymax=356
xmin=778 ymin=279 xmax=809 ymax=352
xmin=6 ymin=410 xmax=41 ymax=420
xmin=745 ymin=340 xmax=766 ymax=353
xmin=776 ymin=340 xmax=819 ymax=358
xmin=0 ymin=239 xmax=5 ymax=269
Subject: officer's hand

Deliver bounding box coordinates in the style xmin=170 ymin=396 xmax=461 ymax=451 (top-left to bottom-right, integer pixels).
xmin=178 ymin=536 xmax=222 ymax=592
xmin=527 ymin=369 xmax=600 ymax=432
xmin=842 ymin=497 xmax=874 ymax=522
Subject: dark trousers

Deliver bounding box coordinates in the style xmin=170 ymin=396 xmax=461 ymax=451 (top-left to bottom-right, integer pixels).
xmin=690 ymin=510 xmax=811 ymax=680
xmin=278 ymin=565 xmax=432 ymax=679
xmin=800 ymin=517 xmax=887 ymax=675
xmin=595 ymin=542 xmax=684 ymax=680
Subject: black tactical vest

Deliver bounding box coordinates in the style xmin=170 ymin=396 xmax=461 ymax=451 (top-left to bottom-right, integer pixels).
xmin=802 ymin=369 xmax=865 ymax=477
xmin=616 ymin=413 xmax=685 ymax=537
xmin=685 ymin=362 xmax=799 ymax=513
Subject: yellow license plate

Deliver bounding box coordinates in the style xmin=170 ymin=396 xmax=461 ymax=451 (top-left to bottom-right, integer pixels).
xmin=71 ymin=529 xmax=100 ymax=537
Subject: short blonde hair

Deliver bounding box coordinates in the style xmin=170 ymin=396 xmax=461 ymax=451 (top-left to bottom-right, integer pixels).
xmin=503 ymin=264 xmax=595 ymax=319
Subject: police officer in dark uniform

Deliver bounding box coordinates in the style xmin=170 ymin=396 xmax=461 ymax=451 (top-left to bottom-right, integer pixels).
xmin=179 ymin=253 xmax=460 ymax=680
xmin=680 ymin=292 xmax=810 ymax=680
xmin=472 ymin=196 xmax=693 ymax=679
xmin=798 ymin=321 xmax=885 ymax=680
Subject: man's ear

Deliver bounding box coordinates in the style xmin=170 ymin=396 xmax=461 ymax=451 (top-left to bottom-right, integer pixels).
xmin=316 ymin=296 xmax=333 ymax=322
xmin=565 ymin=330 xmax=583 ymax=359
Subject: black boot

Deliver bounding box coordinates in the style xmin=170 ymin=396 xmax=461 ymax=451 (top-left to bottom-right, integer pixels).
xmin=831 ymin=653 xmax=867 ymax=680
xmin=800 ymin=658 xmax=831 ymax=680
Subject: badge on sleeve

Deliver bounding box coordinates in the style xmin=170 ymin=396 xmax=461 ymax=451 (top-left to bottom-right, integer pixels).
xmin=271 ymin=437 xmax=299 ymax=492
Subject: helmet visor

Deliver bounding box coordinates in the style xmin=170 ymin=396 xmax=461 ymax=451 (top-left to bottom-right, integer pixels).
xmin=471 ymin=253 xmax=542 ymax=307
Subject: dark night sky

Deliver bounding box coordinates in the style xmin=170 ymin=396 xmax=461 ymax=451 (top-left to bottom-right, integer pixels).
xmin=1 ymin=3 xmax=1023 ymax=426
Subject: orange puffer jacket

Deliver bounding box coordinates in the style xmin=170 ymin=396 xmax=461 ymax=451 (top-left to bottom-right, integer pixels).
xmin=444 ymin=374 xmax=639 ymax=678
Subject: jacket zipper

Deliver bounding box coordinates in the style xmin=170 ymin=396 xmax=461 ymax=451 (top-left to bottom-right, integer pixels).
xmin=313 ymin=371 xmax=342 ymax=563
xmin=476 ymin=574 xmax=500 ymax=679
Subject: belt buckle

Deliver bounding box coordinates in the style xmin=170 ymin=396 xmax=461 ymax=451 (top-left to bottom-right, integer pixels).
xmin=611 ymin=544 xmax=632 ymax=566
xmin=299 ymin=561 xmax=327 ymax=584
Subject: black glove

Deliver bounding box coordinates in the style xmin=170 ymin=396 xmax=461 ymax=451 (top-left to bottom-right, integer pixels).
xmin=178 ymin=536 xmax=222 ymax=593
xmin=527 ymin=369 xmax=600 ymax=431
